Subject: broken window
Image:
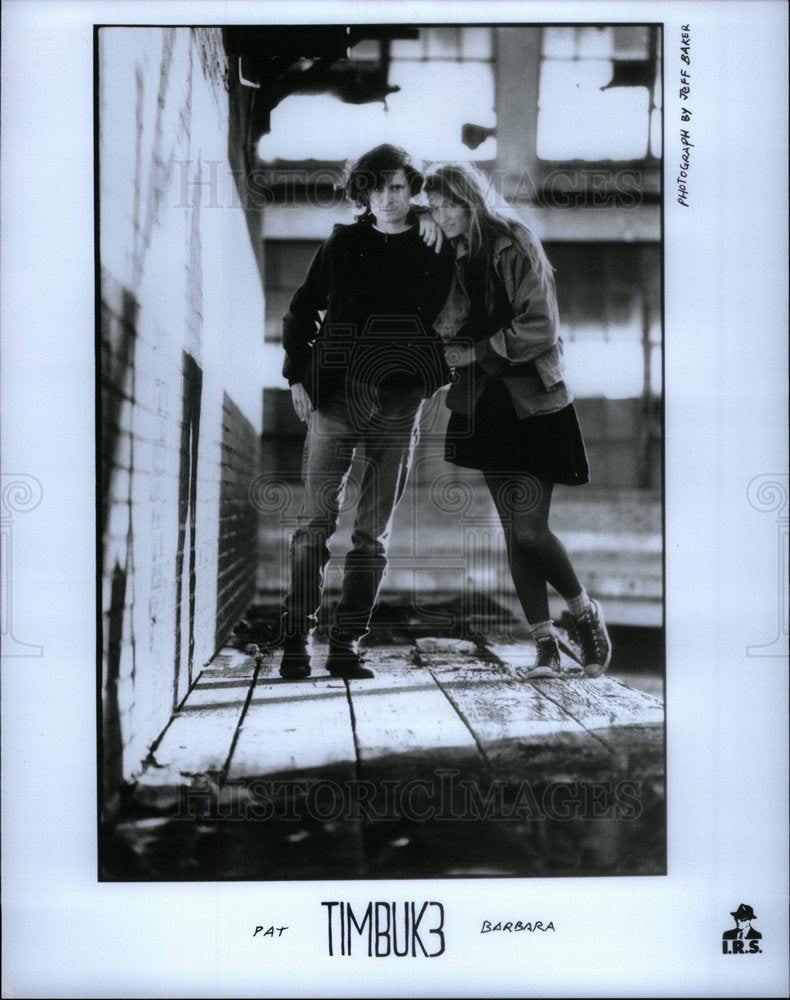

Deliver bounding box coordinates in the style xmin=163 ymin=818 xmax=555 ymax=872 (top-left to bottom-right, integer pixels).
xmin=537 ymin=26 xmax=661 ymax=161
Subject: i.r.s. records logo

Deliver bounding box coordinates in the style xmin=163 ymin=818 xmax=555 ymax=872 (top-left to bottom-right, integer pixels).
xmin=722 ymin=903 xmax=762 ymax=954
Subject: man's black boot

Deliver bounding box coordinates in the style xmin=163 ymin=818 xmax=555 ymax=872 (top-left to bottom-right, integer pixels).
xmin=279 ymin=633 xmax=313 ymax=680
xmin=326 ymin=630 xmax=374 ymax=679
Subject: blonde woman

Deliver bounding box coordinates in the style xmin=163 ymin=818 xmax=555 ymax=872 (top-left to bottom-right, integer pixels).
xmin=424 ymin=162 xmax=611 ymax=679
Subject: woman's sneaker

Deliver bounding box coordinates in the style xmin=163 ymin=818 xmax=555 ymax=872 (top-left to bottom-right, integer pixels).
xmin=525 ymin=636 xmax=562 ymax=679
xmin=572 ymin=599 xmax=612 ymax=677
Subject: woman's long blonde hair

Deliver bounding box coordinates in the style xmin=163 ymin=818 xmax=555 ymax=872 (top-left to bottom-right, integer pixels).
xmin=423 ymin=162 xmax=557 ymax=318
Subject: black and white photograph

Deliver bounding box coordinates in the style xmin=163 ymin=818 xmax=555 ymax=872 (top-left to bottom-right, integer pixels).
xmin=1 ymin=1 xmax=787 ymax=997
xmin=97 ymin=21 xmax=665 ymax=884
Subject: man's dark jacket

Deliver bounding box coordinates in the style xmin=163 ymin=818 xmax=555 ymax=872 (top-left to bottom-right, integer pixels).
xmin=282 ymin=219 xmax=454 ymax=406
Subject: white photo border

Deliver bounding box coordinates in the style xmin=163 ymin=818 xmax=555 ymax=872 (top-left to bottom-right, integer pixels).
xmin=1 ymin=1 xmax=787 ymax=997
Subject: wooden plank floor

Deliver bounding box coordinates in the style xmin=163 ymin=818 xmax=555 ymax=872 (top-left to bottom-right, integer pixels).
xmin=121 ymin=636 xmax=666 ymax=879
xmin=151 ymin=636 xmax=663 ymax=783
xmin=346 ymin=646 xmax=485 ymax=779
xmin=229 ymin=677 xmax=357 ymax=780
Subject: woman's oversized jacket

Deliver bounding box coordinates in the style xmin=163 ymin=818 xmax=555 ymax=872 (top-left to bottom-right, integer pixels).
xmin=435 ymin=232 xmax=573 ymax=418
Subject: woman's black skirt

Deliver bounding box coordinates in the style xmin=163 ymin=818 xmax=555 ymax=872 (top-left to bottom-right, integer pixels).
xmin=445 ymin=380 xmax=590 ymax=485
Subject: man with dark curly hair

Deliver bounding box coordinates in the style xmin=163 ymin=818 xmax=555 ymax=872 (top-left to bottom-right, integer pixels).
xmin=279 ymin=144 xmax=454 ymax=679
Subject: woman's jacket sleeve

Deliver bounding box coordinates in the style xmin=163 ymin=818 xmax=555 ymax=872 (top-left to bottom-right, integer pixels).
xmin=483 ymin=247 xmax=559 ymax=371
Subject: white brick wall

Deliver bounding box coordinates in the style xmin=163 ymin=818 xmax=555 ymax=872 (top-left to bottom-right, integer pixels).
xmin=99 ymin=27 xmax=265 ymax=789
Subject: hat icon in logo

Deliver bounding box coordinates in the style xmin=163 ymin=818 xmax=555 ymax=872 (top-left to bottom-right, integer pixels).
xmin=722 ymin=902 xmax=762 ymax=949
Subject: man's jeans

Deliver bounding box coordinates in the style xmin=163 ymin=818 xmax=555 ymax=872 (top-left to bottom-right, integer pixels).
xmin=283 ymin=381 xmax=424 ymax=640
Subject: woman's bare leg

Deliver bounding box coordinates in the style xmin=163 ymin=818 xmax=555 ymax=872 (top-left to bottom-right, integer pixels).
xmin=483 ymin=472 xmax=584 ymax=626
